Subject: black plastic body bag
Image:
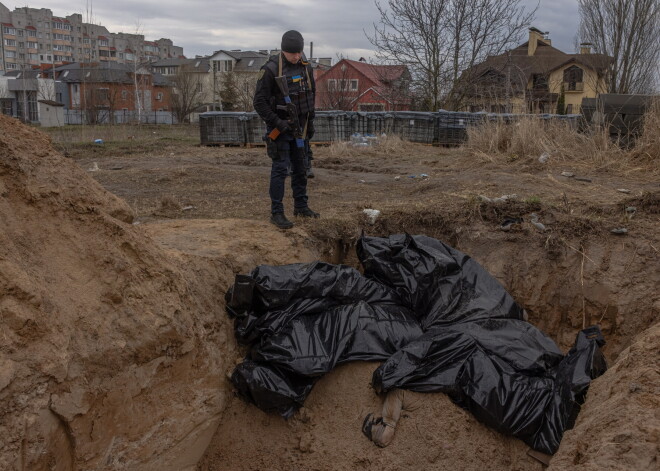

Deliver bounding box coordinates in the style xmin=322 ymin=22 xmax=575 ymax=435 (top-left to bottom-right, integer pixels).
xmin=226 ymin=234 xmax=606 ymax=454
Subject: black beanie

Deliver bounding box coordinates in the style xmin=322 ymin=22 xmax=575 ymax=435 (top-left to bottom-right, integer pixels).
xmin=281 ymin=30 xmax=304 ymax=53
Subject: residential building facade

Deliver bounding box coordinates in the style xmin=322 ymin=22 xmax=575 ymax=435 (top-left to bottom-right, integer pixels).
xmin=460 ymin=28 xmax=612 ymax=114
xmin=0 ymin=62 xmax=172 ymax=124
xmin=0 ymin=2 xmax=183 ymax=73
xmin=207 ymin=50 xmax=270 ymax=111
xmin=315 ymin=59 xmax=412 ymax=111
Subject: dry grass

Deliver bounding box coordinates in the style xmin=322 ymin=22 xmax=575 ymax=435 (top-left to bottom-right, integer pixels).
xmin=466 ymin=109 xmax=659 ymax=174
xmin=629 ymin=99 xmax=660 ymax=163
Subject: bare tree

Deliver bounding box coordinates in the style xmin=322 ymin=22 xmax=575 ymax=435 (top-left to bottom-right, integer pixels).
xmin=171 ymin=64 xmax=205 ymax=122
xmin=578 ymin=0 xmax=660 ymax=93
xmin=368 ymin=0 xmax=536 ymax=110
xmin=218 ymin=72 xmax=258 ymax=111
xmin=218 ymin=71 xmax=239 ymax=111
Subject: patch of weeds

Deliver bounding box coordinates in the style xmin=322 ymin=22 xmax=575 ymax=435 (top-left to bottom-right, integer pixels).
xmin=525 ymin=195 xmax=541 ymax=204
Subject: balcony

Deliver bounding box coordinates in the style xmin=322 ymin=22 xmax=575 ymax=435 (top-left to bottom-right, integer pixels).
xmin=564 ymin=82 xmax=584 ymax=92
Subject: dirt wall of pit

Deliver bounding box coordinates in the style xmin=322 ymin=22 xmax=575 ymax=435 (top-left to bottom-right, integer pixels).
xmin=0 ymin=115 xmax=240 ymax=470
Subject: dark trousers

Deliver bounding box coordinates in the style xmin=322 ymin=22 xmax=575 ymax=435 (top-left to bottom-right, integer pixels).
xmin=269 ymin=136 xmax=308 ymax=214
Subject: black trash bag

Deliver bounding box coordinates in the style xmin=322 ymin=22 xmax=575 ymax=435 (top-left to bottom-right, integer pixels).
xmin=226 ymin=234 xmax=606 ymax=455
xmin=372 ymin=321 xmax=606 ymax=454
xmin=231 ymin=360 xmax=316 ymax=418
xmin=251 ymin=301 xmax=422 ymax=376
xmin=228 ymin=260 xmax=421 ymax=417
xmin=357 ymin=234 xmax=525 ymax=329
xmin=230 ymin=261 xmax=401 ymax=345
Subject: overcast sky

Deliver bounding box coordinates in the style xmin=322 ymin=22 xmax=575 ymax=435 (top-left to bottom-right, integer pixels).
xmin=10 ymin=0 xmax=580 ymax=60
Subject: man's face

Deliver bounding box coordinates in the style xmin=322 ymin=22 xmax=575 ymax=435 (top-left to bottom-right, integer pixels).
xmin=282 ymin=50 xmax=302 ymax=64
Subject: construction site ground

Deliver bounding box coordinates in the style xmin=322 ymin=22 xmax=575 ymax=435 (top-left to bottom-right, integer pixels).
xmin=1 ymin=119 xmax=657 ymax=471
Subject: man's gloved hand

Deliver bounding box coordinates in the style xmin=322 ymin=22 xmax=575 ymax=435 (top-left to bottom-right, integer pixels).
xmin=307 ymin=121 xmax=315 ymax=140
xmin=276 ymin=119 xmax=291 ymax=133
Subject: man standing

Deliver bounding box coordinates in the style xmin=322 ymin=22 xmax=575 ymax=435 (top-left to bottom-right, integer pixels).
xmin=253 ymin=30 xmax=319 ymax=230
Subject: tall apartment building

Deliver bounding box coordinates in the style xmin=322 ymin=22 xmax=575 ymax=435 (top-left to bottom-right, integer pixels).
xmin=0 ymin=2 xmax=184 ymax=73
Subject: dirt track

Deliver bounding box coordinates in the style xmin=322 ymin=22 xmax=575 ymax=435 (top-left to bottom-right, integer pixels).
xmin=1 ymin=118 xmax=657 ymax=470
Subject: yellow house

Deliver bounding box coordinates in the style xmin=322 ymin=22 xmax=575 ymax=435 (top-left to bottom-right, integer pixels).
xmin=461 ymin=28 xmax=612 ymax=114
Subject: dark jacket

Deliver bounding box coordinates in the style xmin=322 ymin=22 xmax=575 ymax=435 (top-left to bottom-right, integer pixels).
xmin=253 ymin=53 xmax=316 ymax=134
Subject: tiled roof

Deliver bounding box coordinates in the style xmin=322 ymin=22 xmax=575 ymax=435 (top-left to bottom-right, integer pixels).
xmin=347 ymin=60 xmax=408 ymax=84
xmin=466 ymin=41 xmax=612 ymax=88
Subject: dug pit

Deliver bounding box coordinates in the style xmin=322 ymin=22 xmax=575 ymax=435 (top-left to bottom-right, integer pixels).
xmin=1 ymin=115 xmax=657 ymax=471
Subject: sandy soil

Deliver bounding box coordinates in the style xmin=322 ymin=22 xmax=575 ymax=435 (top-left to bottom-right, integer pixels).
xmin=1 ymin=116 xmax=657 ymax=470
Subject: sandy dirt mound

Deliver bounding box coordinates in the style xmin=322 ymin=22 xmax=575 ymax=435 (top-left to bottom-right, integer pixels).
xmin=548 ymin=322 xmax=660 ymax=471
xmin=0 ymin=115 xmax=238 ymax=470
xmin=142 ymin=219 xmax=317 ymax=268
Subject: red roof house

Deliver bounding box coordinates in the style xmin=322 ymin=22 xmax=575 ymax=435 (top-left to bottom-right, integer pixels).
xmin=315 ymin=59 xmax=412 ymax=111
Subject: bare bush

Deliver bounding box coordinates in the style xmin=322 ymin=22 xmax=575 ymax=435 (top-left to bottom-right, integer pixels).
xmin=630 ymin=99 xmax=660 ymax=162
xmin=465 ymin=113 xmax=659 ymax=173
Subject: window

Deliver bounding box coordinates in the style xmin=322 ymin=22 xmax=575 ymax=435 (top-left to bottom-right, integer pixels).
xmin=4 ymin=39 xmax=16 ymax=46
xmin=350 ymin=79 xmax=359 ymax=91
xmin=19 ymin=53 xmax=25 ymax=59
xmin=566 ymin=104 xmax=573 ymax=114
xmin=27 ymin=30 xmax=36 ymax=37
xmin=563 ymin=66 xmax=584 ymax=91
xmin=3 ymin=27 xmax=16 ymax=35
xmin=5 ymin=51 xmax=16 ymax=58
xmin=99 ymin=39 xmax=109 ymax=47
xmin=17 ymin=30 xmax=24 ymax=37
xmin=156 ymin=92 xmax=163 ymax=101
xmin=95 ymin=88 xmax=109 ymax=101
xmin=18 ymin=42 xmax=24 ymax=49
xmin=1 ymin=98 xmax=13 ymax=116
xmin=28 ymin=53 xmax=38 ymax=60
xmin=358 ymin=103 xmax=385 ymax=112
xmin=6 ymin=63 xmax=18 ymax=69
xmin=28 ymin=41 xmax=37 ymax=49
xmin=221 ymin=60 xmax=233 ymax=72
xmin=327 ymin=79 xmax=337 ymax=91
xmin=121 ymin=90 xmax=128 ymax=100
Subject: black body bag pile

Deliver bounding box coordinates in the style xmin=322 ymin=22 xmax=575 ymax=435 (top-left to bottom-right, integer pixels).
xmin=225 ymin=234 xmax=607 ymax=455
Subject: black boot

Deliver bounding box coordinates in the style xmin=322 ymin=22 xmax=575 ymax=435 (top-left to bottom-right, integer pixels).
xmin=294 ymin=207 xmax=320 ymax=218
xmin=270 ymin=213 xmax=293 ymax=229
